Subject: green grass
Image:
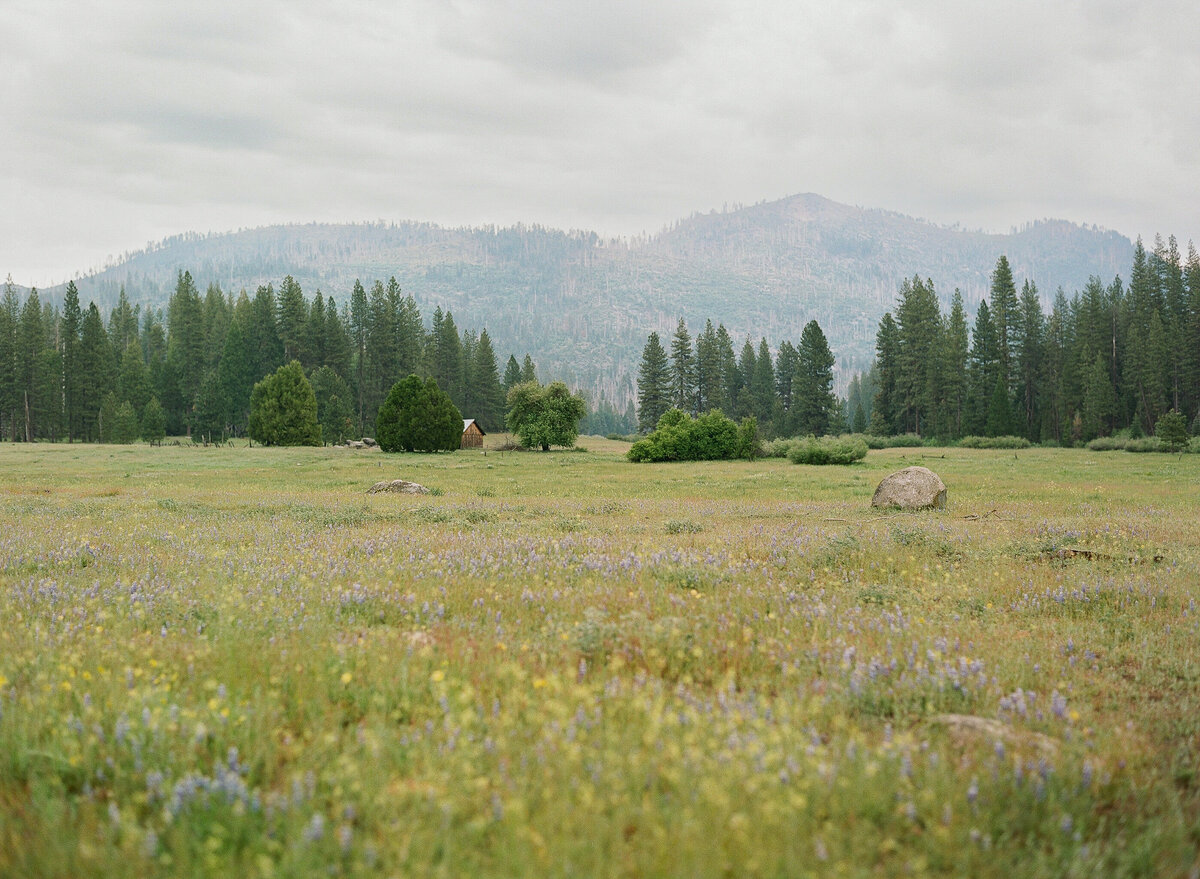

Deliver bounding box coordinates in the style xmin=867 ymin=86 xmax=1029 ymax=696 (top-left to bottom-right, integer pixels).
xmin=1 ymin=439 xmax=1198 ymax=877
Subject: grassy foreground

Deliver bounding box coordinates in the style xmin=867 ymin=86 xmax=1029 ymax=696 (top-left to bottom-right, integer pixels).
xmin=0 ymin=439 xmax=1197 ymax=878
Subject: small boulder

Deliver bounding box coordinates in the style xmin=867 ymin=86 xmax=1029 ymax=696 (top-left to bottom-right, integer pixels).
xmin=871 ymin=466 xmax=946 ymax=510
xmin=367 ymin=479 xmax=430 ymax=495
xmin=361 ymin=437 xmax=378 ymax=448
xmin=347 ymin=440 xmax=366 ymax=449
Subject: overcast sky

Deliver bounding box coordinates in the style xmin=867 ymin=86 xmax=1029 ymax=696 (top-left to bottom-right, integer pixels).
xmin=4 ymin=0 xmax=1199 ymax=287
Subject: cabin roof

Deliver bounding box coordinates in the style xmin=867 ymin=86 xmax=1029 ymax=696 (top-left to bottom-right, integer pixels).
xmin=462 ymin=419 xmax=486 ymax=435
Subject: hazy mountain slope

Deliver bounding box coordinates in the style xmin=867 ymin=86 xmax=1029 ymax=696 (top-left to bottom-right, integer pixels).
xmin=53 ymin=193 xmax=1134 ymax=399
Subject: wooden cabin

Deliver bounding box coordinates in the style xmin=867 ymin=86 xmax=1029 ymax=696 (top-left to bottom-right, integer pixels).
xmin=461 ymin=418 xmax=485 ymax=449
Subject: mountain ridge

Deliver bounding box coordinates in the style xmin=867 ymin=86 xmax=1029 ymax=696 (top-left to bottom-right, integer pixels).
xmin=23 ymin=193 xmax=1136 ymax=399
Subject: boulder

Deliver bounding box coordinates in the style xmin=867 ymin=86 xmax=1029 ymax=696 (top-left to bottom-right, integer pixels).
xmin=871 ymin=466 xmax=946 ymax=510
xmin=347 ymin=440 xmax=366 ymax=449
xmin=361 ymin=437 xmax=378 ymax=448
xmin=367 ymin=479 xmax=430 ymax=495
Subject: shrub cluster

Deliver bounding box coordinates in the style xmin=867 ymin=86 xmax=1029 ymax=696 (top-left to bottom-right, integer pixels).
xmin=628 ymin=409 xmax=759 ymax=462
xmin=958 ymin=435 xmax=1032 ymax=449
xmin=861 ymin=432 xmax=925 ymax=449
xmin=1085 ymin=435 xmax=1199 ymax=454
xmin=786 ymin=435 xmax=868 ymax=465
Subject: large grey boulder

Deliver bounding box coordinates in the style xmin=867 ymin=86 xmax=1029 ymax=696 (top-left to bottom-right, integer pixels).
xmin=871 ymin=466 xmax=946 ymax=510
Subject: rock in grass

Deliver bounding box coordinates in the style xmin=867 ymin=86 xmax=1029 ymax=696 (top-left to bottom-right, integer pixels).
xmin=367 ymin=479 xmax=430 ymax=495
xmin=871 ymin=466 xmax=947 ymax=510
xmin=928 ymin=713 xmax=1059 ymax=757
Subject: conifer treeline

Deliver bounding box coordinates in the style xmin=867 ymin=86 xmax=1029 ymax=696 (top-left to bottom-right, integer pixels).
xmin=855 ymin=238 xmax=1200 ymax=442
xmin=636 ymin=317 xmax=839 ymax=438
xmin=0 ymin=271 xmax=532 ymax=443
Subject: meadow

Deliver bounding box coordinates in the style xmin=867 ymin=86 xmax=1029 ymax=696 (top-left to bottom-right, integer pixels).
xmin=0 ymin=439 xmax=1197 ymax=878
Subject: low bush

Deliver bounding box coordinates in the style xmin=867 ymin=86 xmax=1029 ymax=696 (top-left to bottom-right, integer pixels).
xmin=958 ymin=435 xmax=1032 ymax=450
xmin=787 ymin=435 xmax=868 ymax=465
xmin=861 ymin=432 xmax=924 ymax=449
xmin=628 ymin=410 xmax=762 ymax=463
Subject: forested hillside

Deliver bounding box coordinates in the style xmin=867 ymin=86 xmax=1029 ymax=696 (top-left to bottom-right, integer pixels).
xmin=33 ymin=194 xmax=1134 ymax=403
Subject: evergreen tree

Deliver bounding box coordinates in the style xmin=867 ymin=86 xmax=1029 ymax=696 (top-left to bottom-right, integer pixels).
xmin=871 ymin=313 xmax=900 ymax=435
xmin=433 ymin=310 xmax=464 ymax=403
xmin=1012 ymin=280 xmax=1045 ymax=440
xmin=990 ymin=255 xmax=1019 ymax=402
xmin=277 ymin=275 xmax=308 ymax=364
xmin=774 ymin=340 xmax=799 ymax=433
xmin=795 ymin=320 xmax=836 ymax=436
xmin=376 ymin=374 xmax=462 ymax=453
xmin=322 ymin=296 xmax=352 ymax=381
xmin=218 ymin=298 xmax=257 ymax=436
xmin=192 ymin=371 xmax=225 ymax=441
xmin=668 ymin=318 xmax=695 ymax=413
xmin=636 ymin=331 xmax=671 ymax=433
xmin=471 ymin=329 xmax=505 ymax=431
xmin=166 ymin=271 xmax=205 ymax=435
xmin=202 ymin=283 xmax=231 ymax=374
xmin=107 ymin=287 xmax=140 ymax=364
xmin=0 ymin=278 xmax=18 ymax=440
xmin=941 ymin=291 xmax=969 ymax=438
xmin=303 ymin=290 xmax=326 ymax=372
xmin=894 ymin=275 xmax=942 ymax=435
xmin=503 ymin=355 xmax=522 ymax=394
xmin=311 ymin=366 xmax=355 ymax=445
xmin=141 ymin=397 xmax=166 ymax=444
xmin=1081 ymin=353 xmax=1115 ymax=441
xmin=965 ymin=301 xmax=999 ymax=435
xmin=117 ymin=340 xmax=152 ymax=417
xmin=349 ymin=279 xmax=369 ymax=428
xmin=520 ymin=354 xmax=538 ymax=385
xmin=396 ymin=289 xmax=423 ymax=378
xmin=18 ymin=289 xmax=46 ymax=440
xmin=751 ymin=338 xmax=776 ymax=429
xmin=61 ymin=280 xmax=82 ymax=441
xmin=736 ymin=339 xmax=757 ymax=420
xmin=694 ymin=320 xmax=723 ymax=414
xmin=248 ymin=360 xmax=321 ymax=447
xmin=78 ymin=303 xmax=116 ymax=441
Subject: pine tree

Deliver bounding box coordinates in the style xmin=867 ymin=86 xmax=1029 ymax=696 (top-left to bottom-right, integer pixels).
xmin=349 ymin=279 xmax=369 ymax=428
xmin=141 ymin=397 xmax=166 ymax=444
xmin=871 ymin=313 xmax=900 ymax=435
xmin=322 ymin=296 xmax=353 ymax=382
xmin=990 ymin=255 xmax=1019 ymax=402
xmin=0 ymin=278 xmax=18 ymax=440
xmin=166 ymin=271 xmax=205 ymax=435
xmin=965 ymin=301 xmax=999 ymax=435
xmin=503 ymin=355 xmax=522 ymax=394
xmin=668 ymin=318 xmax=695 ymax=413
xmin=107 ymin=287 xmax=140 ymax=363
xmin=396 ymin=288 xmax=423 ymax=378
xmin=636 ymin=331 xmax=671 ymax=432
xmin=202 ymin=283 xmax=231 ymax=373
xmin=471 ymin=329 xmax=505 ymax=431
xmin=796 ymin=320 xmax=836 ymax=436
xmin=894 ymin=275 xmax=942 ymax=435
xmin=941 ymin=291 xmax=969 ymax=438
xmin=1012 ymin=280 xmax=1045 ymax=440
xmin=303 ymin=290 xmax=326 ymax=372
xmin=694 ymin=320 xmax=723 ymax=414
xmin=61 ymin=280 xmax=82 ymax=441
xmin=218 ymin=298 xmax=257 ymax=435
xmin=117 ymin=340 xmax=152 ymax=417
xmin=248 ymin=360 xmax=321 ymax=447
xmin=752 ymin=338 xmax=776 ymax=429
xmin=736 ymin=339 xmax=756 ymax=420
xmin=520 ymin=354 xmax=538 ymax=385
xmin=78 ymin=303 xmax=116 ymax=441
xmin=276 ymin=275 xmax=308 ymax=365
